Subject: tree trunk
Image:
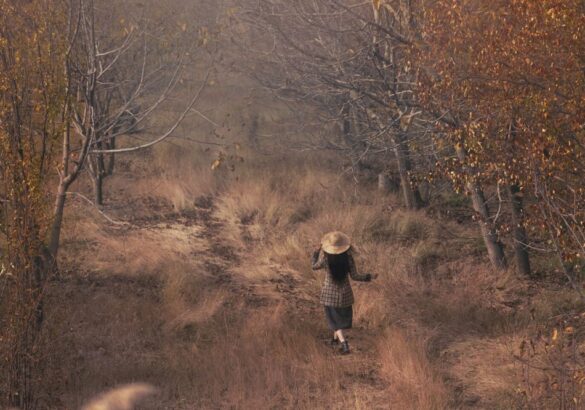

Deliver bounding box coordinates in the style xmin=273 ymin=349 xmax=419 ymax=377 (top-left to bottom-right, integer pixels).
xmin=349 ymin=92 xmax=362 ymax=138
xmin=4 ymin=201 xmax=48 ymax=410
xmin=378 ymin=173 xmax=391 ymax=193
xmin=340 ymin=103 xmax=352 ymax=145
xmin=348 ymin=93 xmax=369 ymax=169
xmin=505 ymin=118 xmax=531 ymax=276
xmin=105 ymin=137 xmax=116 ymax=176
xmin=8 ymin=322 xmax=34 ymax=409
xmin=94 ymin=173 xmax=104 ymax=206
xmin=48 ymin=182 xmax=67 ymax=258
xmin=508 ymin=184 xmax=531 ymax=276
xmin=456 ymin=144 xmax=507 ymax=270
xmin=467 ymin=181 xmax=507 ymax=270
xmin=88 ymin=150 xmax=106 ymax=206
xmin=392 ymin=133 xmax=422 ymax=209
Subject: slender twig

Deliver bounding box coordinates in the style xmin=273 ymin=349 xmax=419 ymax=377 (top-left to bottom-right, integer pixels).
xmin=66 ymin=192 xmax=132 ymax=226
xmin=91 ymin=66 xmax=212 ymax=154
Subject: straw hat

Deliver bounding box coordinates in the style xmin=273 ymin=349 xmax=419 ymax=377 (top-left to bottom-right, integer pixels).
xmin=321 ymin=231 xmax=351 ymax=255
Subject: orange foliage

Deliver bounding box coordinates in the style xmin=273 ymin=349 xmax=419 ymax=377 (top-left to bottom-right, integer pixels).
xmin=0 ymin=1 xmax=68 ymax=407
xmin=416 ymin=0 xmax=585 ymax=264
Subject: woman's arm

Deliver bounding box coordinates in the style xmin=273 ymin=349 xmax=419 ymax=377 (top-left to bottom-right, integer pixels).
xmin=348 ymin=252 xmax=372 ymax=281
xmin=311 ymin=248 xmax=327 ymax=270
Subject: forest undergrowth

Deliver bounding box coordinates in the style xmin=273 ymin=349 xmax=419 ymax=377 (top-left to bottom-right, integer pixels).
xmin=32 ymin=139 xmax=585 ymax=409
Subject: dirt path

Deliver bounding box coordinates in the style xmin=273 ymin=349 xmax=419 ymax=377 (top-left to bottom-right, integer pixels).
xmin=45 ymin=193 xmax=393 ymax=409
xmin=192 ymin=197 xmax=391 ymax=407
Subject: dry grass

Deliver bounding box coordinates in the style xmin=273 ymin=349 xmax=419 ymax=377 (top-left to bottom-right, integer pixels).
xmin=39 ymin=99 xmax=585 ymax=410
xmin=61 ymin=217 xmax=208 ymax=277
xmin=181 ymin=305 xmax=347 ymax=409
xmin=446 ymin=336 xmax=523 ymax=408
xmin=140 ymin=143 xmax=220 ymax=211
xmin=10 ymin=12 xmax=570 ymax=406
xmin=162 ymin=269 xmax=228 ymax=333
xmin=378 ymin=327 xmax=449 ymax=410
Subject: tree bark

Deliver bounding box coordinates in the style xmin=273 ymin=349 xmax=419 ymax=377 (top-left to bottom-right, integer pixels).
xmin=467 ymin=181 xmax=507 ymax=270
xmin=392 ymin=132 xmax=422 ymax=209
xmin=340 ymin=103 xmax=352 ymax=145
xmin=48 ymin=182 xmax=68 ymax=258
xmin=508 ymin=184 xmax=531 ymax=276
xmin=378 ymin=173 xmax=396 ymax=193
xmin=105 ymin=139 xmax=115 ymax=176
xmin=456 ymin=144 xmax=507 ymax=270
xmin=88 ymin=148 xmax=106 ymax=206
xmin=94 ymin=172 xmax=104 ymax=206
xmin=8 ymin=323 xmax=34 ymax=409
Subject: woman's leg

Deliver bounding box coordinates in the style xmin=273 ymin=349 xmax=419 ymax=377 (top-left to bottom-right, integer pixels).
xmin=336 ymin=329 xmax=350 ymax=353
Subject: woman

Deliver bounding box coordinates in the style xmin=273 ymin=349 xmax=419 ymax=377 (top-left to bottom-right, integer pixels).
xmin=311 ymin=231 xmax=372 ymax=354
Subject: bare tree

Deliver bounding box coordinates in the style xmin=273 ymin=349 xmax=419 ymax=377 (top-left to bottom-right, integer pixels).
xmin=235 ymin=0 xmax=429 ymax=208
xmin=49 ymin=0 xmax=211 ymax=256
xmin=234 ymin=0 xmax=516 ymax=270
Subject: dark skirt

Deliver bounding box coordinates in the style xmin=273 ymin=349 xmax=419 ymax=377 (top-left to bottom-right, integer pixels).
xmin=324 ymin=305 xmax=353 ymax=330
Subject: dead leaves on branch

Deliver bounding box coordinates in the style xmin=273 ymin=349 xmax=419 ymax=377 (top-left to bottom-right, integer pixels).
xmin=515 ymin=310 xmax=585 ymax=407
xmin=416 ymin=0 xmax=585 ymax=266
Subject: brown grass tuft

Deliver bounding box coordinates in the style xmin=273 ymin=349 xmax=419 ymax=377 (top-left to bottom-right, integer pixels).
xmin=377 ymin=327 xmax=449 ymax=410
xmin=446 ymin=337 xmax=522 ymax=408
xmin=45 ymin=123 xmax=579 ymax=410
xmin=163 ymin=303 xmax=357 ymax=409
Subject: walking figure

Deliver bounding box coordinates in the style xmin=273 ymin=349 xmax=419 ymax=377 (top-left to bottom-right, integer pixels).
xmin=312 ymin=231 xmax=373 ymax=354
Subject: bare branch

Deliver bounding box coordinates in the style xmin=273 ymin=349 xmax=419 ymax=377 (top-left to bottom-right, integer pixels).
xmin=90 ymin=67 xmax=212 ymax=154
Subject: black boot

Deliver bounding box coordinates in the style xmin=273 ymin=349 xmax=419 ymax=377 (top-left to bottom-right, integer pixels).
xmin=340 ymin=341 xmax=350 ymax=354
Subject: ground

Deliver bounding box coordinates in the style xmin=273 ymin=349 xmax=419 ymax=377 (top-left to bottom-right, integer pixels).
xmin=35 ymin=142 xmax=585 ymax=410
xmin=41 ymin=178 xmax=393 ymax=409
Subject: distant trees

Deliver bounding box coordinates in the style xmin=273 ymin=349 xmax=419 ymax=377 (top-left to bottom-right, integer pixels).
xmin=48 ymin=0 xmax=207 ymax=257
xmin=238 ymin=0 xmax=584 ymax=278
xmin=237 ymin=0 xmax=429 ymax=210
xmin=67 ymin=0 xmax=207 ymax=208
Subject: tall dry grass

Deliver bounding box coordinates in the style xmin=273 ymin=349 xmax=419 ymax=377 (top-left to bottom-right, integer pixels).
xmin=202 ymin=152 xmax=561 ymax=409
xmin=45 ymin=129 xmax=585 ymax=409
xmin=200 ymin=154 xmax=460 ymax=408
xmin=377 ymin=328 xmax=449 ymax=410
xmin=176 ymin=305 xmax=349 ymax=409
xmin=446 ymin=336 xmax=523 ymax=408
xmin=60 ymin=216 xmax=208 ymax=277
xmin=151 ymin=144 xmax=222 ymax=203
